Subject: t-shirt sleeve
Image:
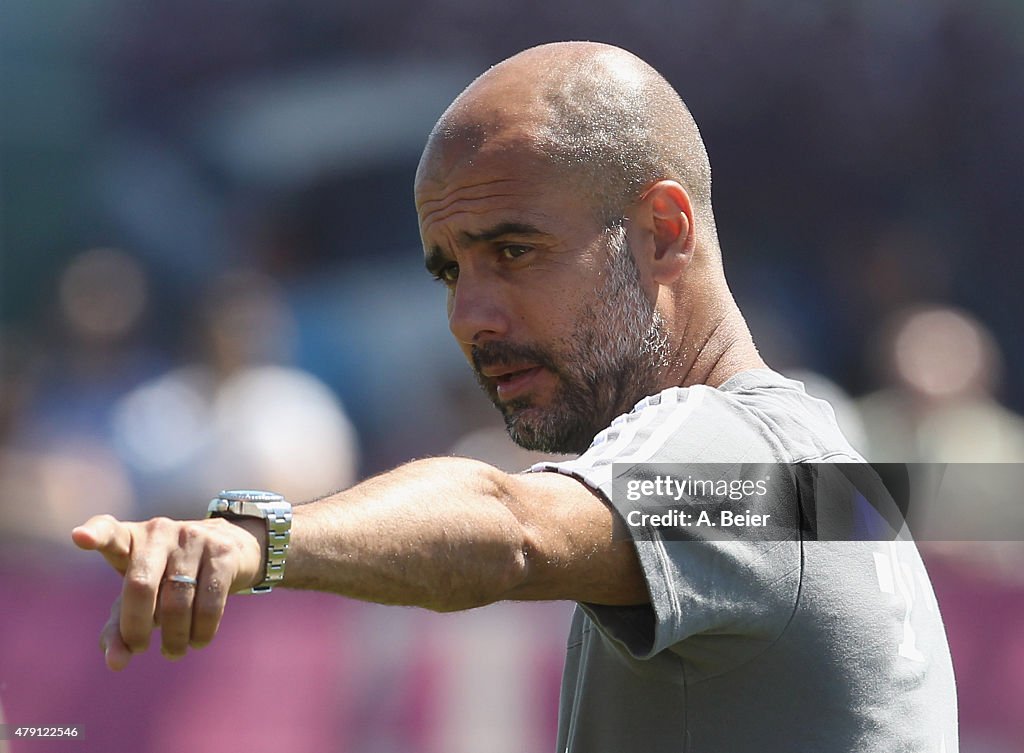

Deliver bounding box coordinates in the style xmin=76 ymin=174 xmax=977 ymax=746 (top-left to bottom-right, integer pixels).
xmin=528 ymin=387 xmax=802 ymax=670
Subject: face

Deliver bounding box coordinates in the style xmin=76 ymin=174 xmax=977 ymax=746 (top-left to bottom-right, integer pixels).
xmin=416 ymin=139 xmax=670 ymax=454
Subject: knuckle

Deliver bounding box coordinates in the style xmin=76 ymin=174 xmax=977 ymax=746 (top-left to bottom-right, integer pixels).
xmin=192 ymin=599 xmax=222 ymax=621
xmin=178 ymin=522 xmax=202 ymax=547
xmin=159 ymin=623 xmax=190 ymax=656
xmin=208 ymin=540 xmax=234 ymax=559
xmin=161 ymin=591 xmax=192 ymax=616
xmin=145 ymin=516 xmax=174 ymax=535
xmin=124 ymin=572 xmax=155 ymax=596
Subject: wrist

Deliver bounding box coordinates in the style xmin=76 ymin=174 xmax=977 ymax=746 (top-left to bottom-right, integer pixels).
xmin=206 ymin=490 xmax=292 ymax=594
xmin=234 ymin=518 xmax=269 ymax=590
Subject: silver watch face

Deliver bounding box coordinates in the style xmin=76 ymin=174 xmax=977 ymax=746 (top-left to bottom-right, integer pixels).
xmin=216 ymin=489 xmax=286 ymax=504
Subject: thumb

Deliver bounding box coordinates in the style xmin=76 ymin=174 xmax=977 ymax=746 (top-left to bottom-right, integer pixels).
xmin=72 ymin=515 xmax=132 ymax=574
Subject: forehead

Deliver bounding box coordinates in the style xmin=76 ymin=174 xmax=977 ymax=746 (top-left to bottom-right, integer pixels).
xmin=415 ymin=136 xmax=593 ymax=237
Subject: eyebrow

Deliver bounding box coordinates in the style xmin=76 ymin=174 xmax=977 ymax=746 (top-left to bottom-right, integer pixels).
xmin=424 ymin=222 xmax=549 ymax=276
xmin=424 ymin=246 xmax=450 ymax=276
xmin=462 ymin=221 xmax=547 ymax=243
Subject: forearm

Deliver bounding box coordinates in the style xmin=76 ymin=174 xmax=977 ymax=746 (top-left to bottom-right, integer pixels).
xmin=73 ymin=453 xmax=645 ymax=670
xmin=283 ymin=456 xmax=533 ymax=612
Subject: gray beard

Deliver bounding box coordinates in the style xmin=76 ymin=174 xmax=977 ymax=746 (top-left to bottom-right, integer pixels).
xmin=472 ymin=225 xmax=672 ymax=455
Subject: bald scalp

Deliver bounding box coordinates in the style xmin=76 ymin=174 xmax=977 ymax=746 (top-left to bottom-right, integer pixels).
xmin=421 ymin=42 xmax=715 ymax=239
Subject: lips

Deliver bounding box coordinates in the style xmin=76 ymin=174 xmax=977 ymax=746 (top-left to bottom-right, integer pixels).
xmin=481 ymin=364 xmax=544 ymax=401
xmin=481 ymin=364 xmax=537 ymax=380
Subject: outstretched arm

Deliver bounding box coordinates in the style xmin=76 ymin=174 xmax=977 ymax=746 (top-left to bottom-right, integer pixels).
xmin=73 ymin=456 xmax=647 ymax=670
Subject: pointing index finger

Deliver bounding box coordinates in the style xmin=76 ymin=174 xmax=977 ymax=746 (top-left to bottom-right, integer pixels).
xmin=72 ymin=515 xmax=132 ymax=573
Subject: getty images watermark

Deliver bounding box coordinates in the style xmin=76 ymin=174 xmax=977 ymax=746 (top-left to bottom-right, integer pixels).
xmin=623 ymin=473 xmax=773 ymax=530
xmin=610 ymin=463 xmax=1024 ymax=543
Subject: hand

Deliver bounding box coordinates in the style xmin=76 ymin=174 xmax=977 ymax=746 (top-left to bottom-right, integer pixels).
xmin=71 ymin=514 xmax=265 ymax=671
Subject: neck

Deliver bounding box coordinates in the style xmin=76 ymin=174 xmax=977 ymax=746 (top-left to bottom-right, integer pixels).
xmin=676 ymin=302 xmax=766 ymax=389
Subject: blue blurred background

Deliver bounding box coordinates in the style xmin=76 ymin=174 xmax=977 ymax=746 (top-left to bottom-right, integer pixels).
xmin=1 ymin=1 xmax=1023 ymax=751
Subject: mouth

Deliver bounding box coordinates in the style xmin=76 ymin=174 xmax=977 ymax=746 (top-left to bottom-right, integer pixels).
xmin=481 ymin=365 xmax=545 ymax=401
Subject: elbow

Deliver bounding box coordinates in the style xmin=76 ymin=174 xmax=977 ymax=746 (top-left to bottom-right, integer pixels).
xmin=492 ymin=536 xmax=532 ymax=604
xmin=431 ymin=462 xmax=534 ymax=612
xmin=399 ymin=456 xmax=534 ymax=613
xmin=479 ymin=467 xmax=535 ymax=604
xmin=426 ymin=531 xmax=531 ymax=614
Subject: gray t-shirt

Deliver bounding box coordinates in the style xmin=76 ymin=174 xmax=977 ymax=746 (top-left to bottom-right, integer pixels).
xmin=531 ymin=369 xmax=958 ymax=753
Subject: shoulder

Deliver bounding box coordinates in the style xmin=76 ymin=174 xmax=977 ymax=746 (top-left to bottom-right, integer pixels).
xmin=700 ymin=368 xmax=865 ymax=463
xmin=531 ymin=369 xmax=863 ymax=492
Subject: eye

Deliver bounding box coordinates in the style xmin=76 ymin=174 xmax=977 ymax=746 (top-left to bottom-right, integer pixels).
xmin=499 ymin=245 xmax=531 ymax=261
xmin=432 ymin=262 xmax=459 ymax=285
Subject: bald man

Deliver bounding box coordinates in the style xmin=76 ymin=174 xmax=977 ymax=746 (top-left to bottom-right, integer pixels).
xmin=74 ymin=43 xmax=958 ymax=752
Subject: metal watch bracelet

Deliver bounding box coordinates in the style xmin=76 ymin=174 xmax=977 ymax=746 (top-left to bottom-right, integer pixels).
xmin=206 ymin=490 xmax=292 ymax=594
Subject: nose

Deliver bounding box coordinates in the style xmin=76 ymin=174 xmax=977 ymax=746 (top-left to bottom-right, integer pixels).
xmin=447 ymin=270 xmax=510 ymax=346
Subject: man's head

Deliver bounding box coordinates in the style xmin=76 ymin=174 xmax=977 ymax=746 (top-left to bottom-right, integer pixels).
xmin=415 ymin=42 xmax=731 ymax=454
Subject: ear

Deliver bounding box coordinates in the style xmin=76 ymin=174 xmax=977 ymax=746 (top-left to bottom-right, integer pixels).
xmin=632 ymin=180 xmax=695 ymax=285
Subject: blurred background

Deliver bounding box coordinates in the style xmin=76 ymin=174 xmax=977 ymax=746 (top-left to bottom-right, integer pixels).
xmin=1 ymin=0 xmax=1022 ymax=751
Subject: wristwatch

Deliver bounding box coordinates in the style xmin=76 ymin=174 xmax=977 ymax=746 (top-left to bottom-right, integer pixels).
xmin=207 ymin=490 xmax=292 ymax=594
